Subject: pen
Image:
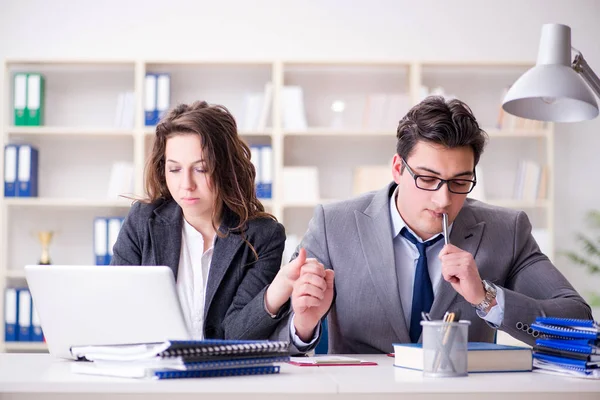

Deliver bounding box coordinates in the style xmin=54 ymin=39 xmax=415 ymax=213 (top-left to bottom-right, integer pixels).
xmin=433 ymin=312 xmax=456 ymax=373
xmin=442 ymin=213 xmax=449 ymax=245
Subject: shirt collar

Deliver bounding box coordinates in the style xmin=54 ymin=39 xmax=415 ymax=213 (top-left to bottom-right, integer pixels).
xmin=183 ymin=218 xmax=217 ymax=246
xmin=388 ymin=185 xmax=451 ymax=243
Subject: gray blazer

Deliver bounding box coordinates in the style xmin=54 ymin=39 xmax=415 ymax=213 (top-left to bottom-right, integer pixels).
xmin=111 ymin=198 xmax=290 ymax=340
xmin=298 ymin=182 xmax=592 ymax=354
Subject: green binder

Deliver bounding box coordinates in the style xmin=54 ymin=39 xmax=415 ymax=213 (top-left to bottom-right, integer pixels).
xmin=13 ymin=73 xmax=28 ymax=126
xmin=26 ymin=73 xmax=45 ymax=126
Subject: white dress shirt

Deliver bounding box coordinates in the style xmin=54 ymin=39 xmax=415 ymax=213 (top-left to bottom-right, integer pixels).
xmin=388 ymin=186 xmax=504 ymax=326
xmin=176 ymin=219 xmax=215 ymax=339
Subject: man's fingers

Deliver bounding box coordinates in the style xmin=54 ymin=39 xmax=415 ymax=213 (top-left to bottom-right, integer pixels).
xmin=299 ymin=262 xmax=326 ymax=277
xmin=324 ymin=269 xmax=335 ymax=288
xmin=294 ymin=295 xmax=322 ymax=310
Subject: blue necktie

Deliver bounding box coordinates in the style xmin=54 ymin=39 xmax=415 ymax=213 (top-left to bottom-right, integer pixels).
xmin=401 ymin=228 xmax=444 ymax=343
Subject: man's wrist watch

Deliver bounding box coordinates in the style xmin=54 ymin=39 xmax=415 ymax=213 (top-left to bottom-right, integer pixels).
xmin=473 ymin=280 xmax=497 ymax=313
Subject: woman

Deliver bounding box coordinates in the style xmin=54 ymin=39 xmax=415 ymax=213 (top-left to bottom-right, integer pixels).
xmin=111 ymin=101 xmax=304 ymax=340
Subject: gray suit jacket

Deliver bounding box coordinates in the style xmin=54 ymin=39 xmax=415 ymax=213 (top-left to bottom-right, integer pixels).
xmin=299 ymin=182 xmax=592 ymax=354
xmin=111 ymin=198 xmax=290 ymax=340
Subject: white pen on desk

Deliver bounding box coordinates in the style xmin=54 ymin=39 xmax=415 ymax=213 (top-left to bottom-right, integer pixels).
xmin=442 ymin=213 xmax=449 ymax=245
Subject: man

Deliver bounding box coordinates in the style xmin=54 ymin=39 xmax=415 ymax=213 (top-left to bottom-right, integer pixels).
xmin=289 ymin=96 xmax=592 ymax=354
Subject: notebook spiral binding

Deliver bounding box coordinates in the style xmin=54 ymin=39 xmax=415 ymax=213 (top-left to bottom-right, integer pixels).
xmin=161 ymin=341 xmax=289 ymax=358
xmin=153 ymin=365 xmax=281 ymax=380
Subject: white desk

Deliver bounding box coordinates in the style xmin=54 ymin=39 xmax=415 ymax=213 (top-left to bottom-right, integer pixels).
xmin=0 ymin=354 xmax=599 ymax=400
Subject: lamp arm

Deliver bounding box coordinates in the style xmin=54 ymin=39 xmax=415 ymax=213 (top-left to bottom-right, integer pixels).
xmin=572 ymin=50 xmax=600 ymax=99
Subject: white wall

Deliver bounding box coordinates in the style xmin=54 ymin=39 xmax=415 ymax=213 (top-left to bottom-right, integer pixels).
xmin=1 ymin=0 xmax=600 ymax=298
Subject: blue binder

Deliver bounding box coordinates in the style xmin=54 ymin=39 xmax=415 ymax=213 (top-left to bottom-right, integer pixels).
xmin=3 ymin=145 xmax=18 ymax=197
xmin=94 ymin=217 xmax=109 ymax=265
xmin=144 ymin=74 xmax=158 ymax=126
xmin=16 ymin=145 xmax=38 ymax=197
xmin=259 ymin=145 xmax=272 ymax=199
xmin=4 ymin=288 xmax=18 ymax=342
xmin=31 ymin=303 xmax=44 ymax=342
xmin=17 ymin=288 xmax=32 ymax=342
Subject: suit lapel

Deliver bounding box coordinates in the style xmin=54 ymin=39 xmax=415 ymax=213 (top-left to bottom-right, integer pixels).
xmin=148 ymin=200 xmax=183 ymax=281
xmin=429 ymin=204 xmax=485 ymax=320
xmin=204 ymin=209 xmax=243 ymax=321
xmin=356 ymin=183 xmax=411 ymax=343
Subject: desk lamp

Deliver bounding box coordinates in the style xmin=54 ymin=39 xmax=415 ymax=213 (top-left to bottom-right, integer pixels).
xmin=502 ymin=23 xmax=600 ymax=122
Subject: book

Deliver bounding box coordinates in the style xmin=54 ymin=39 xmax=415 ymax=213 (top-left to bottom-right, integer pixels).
xmin=289 ymin=356 xmax=377 ymax=367
xmin=393 ymin=342 xmax=532 ymax=373
xmin=70 ymin=339 xmax=290 ymax=362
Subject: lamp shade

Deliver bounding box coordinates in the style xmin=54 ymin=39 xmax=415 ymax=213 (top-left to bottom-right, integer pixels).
xmin=502 ymin=24 xmax=599 ymax=122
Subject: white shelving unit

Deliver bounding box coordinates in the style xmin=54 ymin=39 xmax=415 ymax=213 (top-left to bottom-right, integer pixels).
xmin=0 ymin=59 xmax=553 ymax=353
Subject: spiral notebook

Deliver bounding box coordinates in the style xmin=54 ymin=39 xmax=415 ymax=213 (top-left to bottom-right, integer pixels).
xmin=71 ymin=339 xmax=290 ymax=362
xmin=529 ymin=323 xmax=600 ymax=341
xmin=71 ymin=355 xmax=289 ymax=379
xmin=153 ymin=365 xmax=280 ymax=380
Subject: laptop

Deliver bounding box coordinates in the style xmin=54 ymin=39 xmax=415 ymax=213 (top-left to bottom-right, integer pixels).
xmin=25 ymin=265 xmax=191 ymax=359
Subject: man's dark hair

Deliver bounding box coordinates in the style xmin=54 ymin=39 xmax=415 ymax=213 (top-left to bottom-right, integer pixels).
xmin=396 ymin=96 xmax=488 ymax=167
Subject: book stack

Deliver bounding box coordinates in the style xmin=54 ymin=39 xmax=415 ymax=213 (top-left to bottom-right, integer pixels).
xmin=70 ymin=339 xmax=290 ymax=379
xmin=531 ymin=317 xmax=600 ymax=379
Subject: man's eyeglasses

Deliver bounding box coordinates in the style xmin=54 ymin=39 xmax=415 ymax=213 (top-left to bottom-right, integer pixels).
xmin=402 ymin=159 xmax=477 ymax=194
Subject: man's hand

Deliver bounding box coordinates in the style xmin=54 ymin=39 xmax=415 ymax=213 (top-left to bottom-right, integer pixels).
xmin=439 ymin=244 xmax=486 ymax=305
xmin=292 ymin=261 xmax=335 ymax=342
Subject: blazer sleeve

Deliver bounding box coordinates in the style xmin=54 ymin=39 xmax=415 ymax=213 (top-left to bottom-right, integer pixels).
xmin=110 ymin=202 xmax=143 ymax=266
xmin=271 ymin=204 xmax=332 ymax=353
xmin=499 ymin=211 xmax=593 ymax=344
xmin=221 ymin=222 xmax=288 ymax=340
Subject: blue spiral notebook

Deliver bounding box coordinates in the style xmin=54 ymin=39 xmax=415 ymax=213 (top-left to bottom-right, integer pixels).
xmin=533 ymin=352 xmax=600 ymax=369
xmin=153 ymin=365 xmax=280 ymax=380
xmin=535 ymin=317 xmax=600 ymax=329
xmin=536 ymin=338 xmax=599 ymax=355
xmin=530 ymin=323 xmax=599 ymax=340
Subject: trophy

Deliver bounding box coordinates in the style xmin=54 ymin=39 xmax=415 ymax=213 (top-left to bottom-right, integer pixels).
xmin=37 ymin=231 xmax=54 ymax=265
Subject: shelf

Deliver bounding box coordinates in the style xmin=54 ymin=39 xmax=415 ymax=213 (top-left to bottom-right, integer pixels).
xmin=5 ymin=269 xmax=26 ymax=279
xmin=284 ymin=129 xmax=394 ymax=136
xmin=486 ymin=128 xmax=551 ymax=138
xmin=485 ymin=199 xmax=549 ymax=208
xmin=4 ymin=198 xmax=134 ymax=208
xmin=282 ymin=199 xmax=339 ymax=208
xmin=7 ymin=127 xmax=135 ymax=137
xmin=3 ymin=342 xmax=48 ymax=352
xmin=143 ymin=128 xmax=273 ymax=137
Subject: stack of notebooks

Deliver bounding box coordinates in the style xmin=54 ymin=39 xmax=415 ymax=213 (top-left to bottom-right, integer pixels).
xmin=531 ymin=317 xmax=600 ymax=379
xmin=70 ymin=339 xmax=290 ymax=379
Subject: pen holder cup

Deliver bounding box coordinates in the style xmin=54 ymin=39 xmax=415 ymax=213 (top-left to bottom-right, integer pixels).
xmin=421 ymin=320 xmax=471 ymax=377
